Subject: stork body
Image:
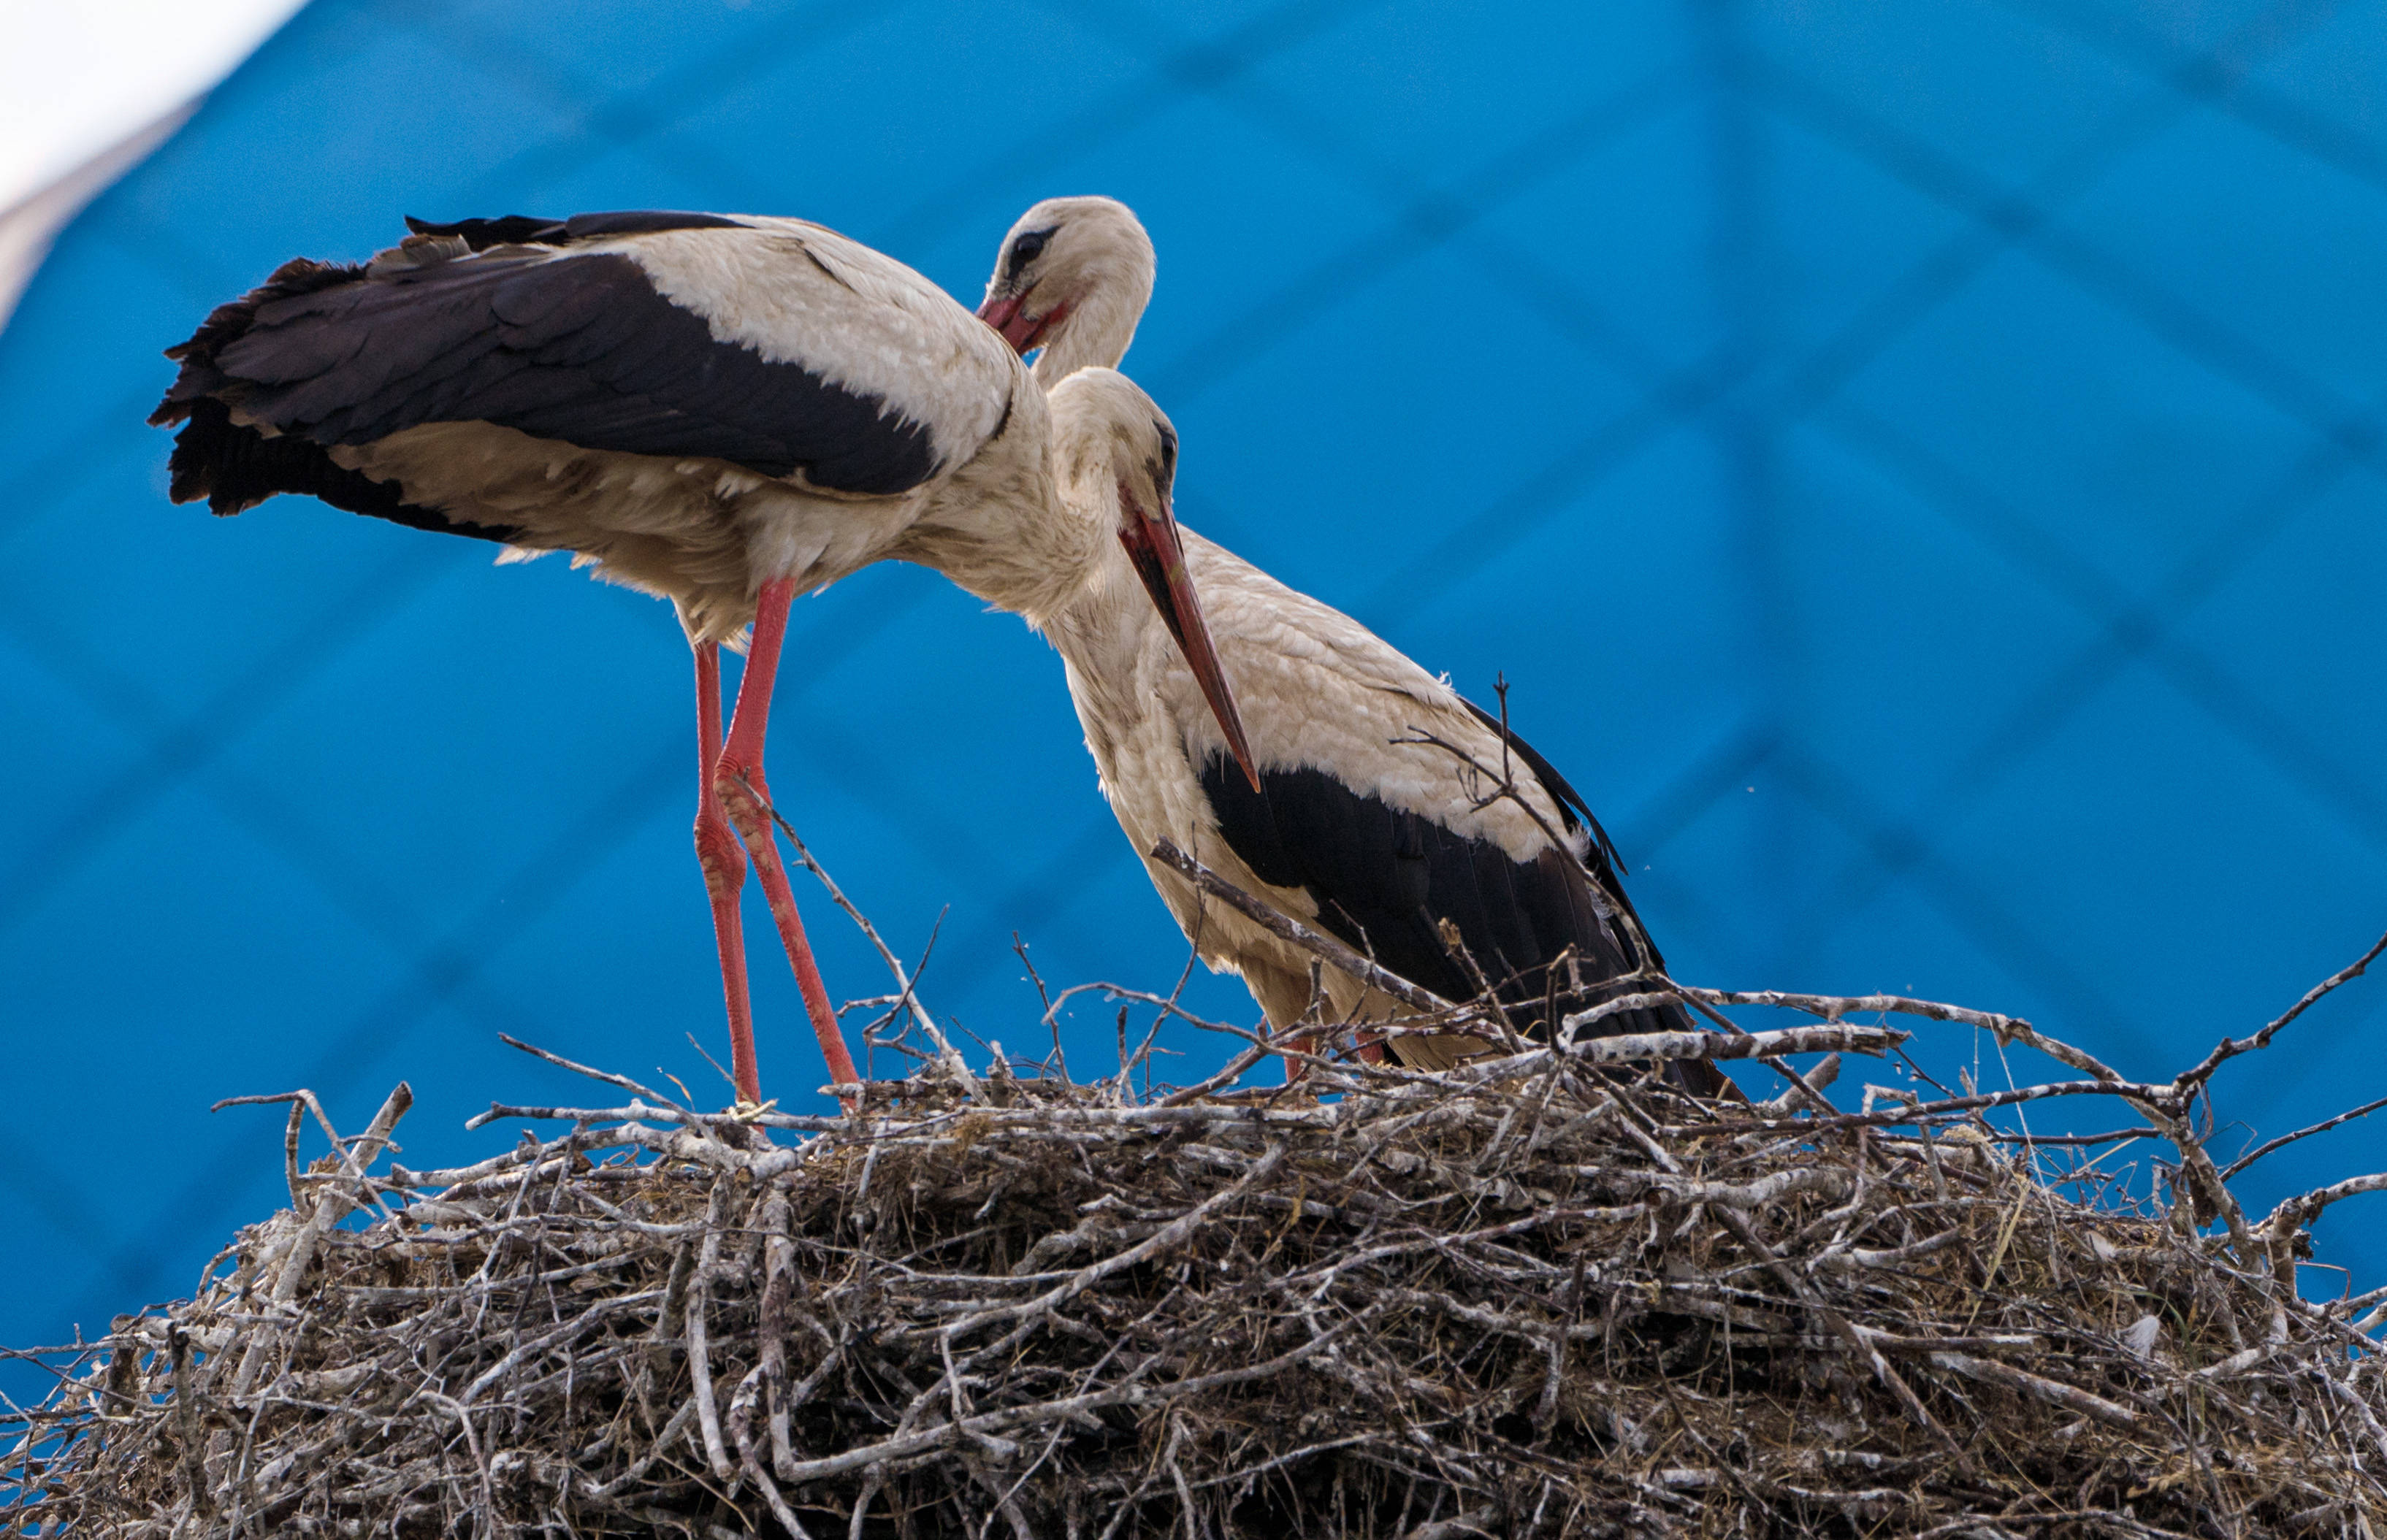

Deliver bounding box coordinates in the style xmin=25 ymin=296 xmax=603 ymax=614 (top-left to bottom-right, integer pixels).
xmin=153 ymin=209 xmax=1229 ymax=1104
xmin=987 ymin=205 xmax=1715 ymax=1087
xmin=159 ymin=212 xmax=1064 ymax=637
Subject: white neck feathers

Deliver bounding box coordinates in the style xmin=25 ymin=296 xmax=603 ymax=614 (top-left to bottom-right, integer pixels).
xmin=1031 ymin=266 xmax=1150 ymax=383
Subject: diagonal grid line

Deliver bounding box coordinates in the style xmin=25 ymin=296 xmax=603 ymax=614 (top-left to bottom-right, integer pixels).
xmin=1769 ymin=424 xmax=2374 ymax=972
xmin=1285 ymin=0 xmax=2345 ymax=1049
xmin=993 ymin=0 xmax=2337 ymax=1037
xmin=73 ymin=738 xmax=687 ymax=1313
xmin=1042 ymin=0 xmax=1697 ymax=388
xmin=1237 ymin=0 xmax=2353 ymax=1018
xmin=1287 ymin=1 xmax=2327 ymax=636
xmin=1749 ymin=31 xmax=2387 ymax=472
xmin=1142 ymin=64 xmax=1702 ymax=405
xmin=0 ymin=1130 xmax=157 ymax=1303
xmin=1688 ymin=0 xmax=2372 ymax=1003
xmin=909 ymin=813 xmax=1140 ymax=1033
xmin=410 ymin=0 xmax=918 ymax=215
xmin=0 ymin=544 xmax=462 ymax=937
xmin=1768 ymin=745 xmax=2168 ymax=1068
xmin=874 ymin=0 xmax=1394 ymax=253
xmin=1700 ymin=0 xmax=1798 ymax=976
xmin=64 ymin=575 xmax=949 ymax=1300
xmin=1995 ymin=0 xmax=2387 ymax=199
xmin=1811 ymin=402 xmax=2383 ymax=846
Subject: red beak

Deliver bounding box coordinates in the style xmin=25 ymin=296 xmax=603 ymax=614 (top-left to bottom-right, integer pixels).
xmin=1116 ymin=483 xmax=1260 ymax=792
xmin=977 ymin=291 xmax=1066 ymax=355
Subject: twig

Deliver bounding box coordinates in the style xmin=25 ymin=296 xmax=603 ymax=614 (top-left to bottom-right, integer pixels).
xmin=2258 ymin=1172 xmax=2387 ymax=1241
xmin=229 ymin=1082 xmax=413 ymax=1399
xmin=757 ymin=792 xmax=969 ymax=1073
xmin=497 ymin=1034 xmax=684 ymax=1109
xmin=1661 ymin=986 xmax=2027 ymax=1037
xmin=1926 ymin=1352 xmax=2142 ymax=1430
xmin=168 ymin=1325 xmax=210 ymax=1517
xmin=2222 ymin=1093 xmax=2387 ymax=1180
xmin=1557 ymin=1022 xmax=1907 ymax=1063
xmin=1150 ymin=840 xmax=1493 ymax=1030
xmin=688 ymin=1177 xmax=736 ymax=1483
xmin=2178 ymin=926 xmax=2387 ymax=1092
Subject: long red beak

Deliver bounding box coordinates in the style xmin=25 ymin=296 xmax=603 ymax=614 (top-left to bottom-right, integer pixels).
xmin=977 ymin=291 xmax=1065 ymax=355
xmin=1117 ymin=484 xmax=1260 ymax=792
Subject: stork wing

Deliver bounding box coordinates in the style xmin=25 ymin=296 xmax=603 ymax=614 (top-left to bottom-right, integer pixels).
xmin=1456 ymin=695 xmax=1656 ymax=947
xmin=153 ymin=210 xmax=1007 ymax=517
xmin=1197 ymin=748 xmax=1652 ymax=1000
xmin=1192 ymin=713 xmax=1724 ymax=1097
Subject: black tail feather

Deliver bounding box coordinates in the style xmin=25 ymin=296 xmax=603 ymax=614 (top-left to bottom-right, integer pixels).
xmin=162 ymin=397 xmax=520 ymax=543
xmin=153 ymin=256 xmax=520 ymax=543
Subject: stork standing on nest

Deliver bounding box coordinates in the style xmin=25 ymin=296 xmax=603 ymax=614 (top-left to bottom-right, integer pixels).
xmin=152 ymin=207 xmax=1258 ymax=1106
xmin=980 ymin=199 xmax=1719 ymax=1090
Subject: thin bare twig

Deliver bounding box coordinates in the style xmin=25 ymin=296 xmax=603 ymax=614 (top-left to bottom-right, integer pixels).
xmin=2222 ymin=1093 xmax=2387 ymax=1181
xmin=2180 ymin=926 xmax=2387 ymax=1092
xmin=497 ymin=1033 xmax=684 ymax=1109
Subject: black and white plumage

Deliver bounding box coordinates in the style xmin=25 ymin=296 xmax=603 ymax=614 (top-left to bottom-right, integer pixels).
xmin=988 ymin=204 xmax=1718 ymax=1089
xmin=151 ymin=207 xmax=1259 ymax=1106
xmin=156 ymin=210 xmax=1034 ymax=642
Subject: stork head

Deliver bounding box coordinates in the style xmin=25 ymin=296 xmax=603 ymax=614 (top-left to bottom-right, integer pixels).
xmin=977 ymin=196 xmax=1156 ymax=384
xmin=1049 ymin=367 xmax=1259 ymax=792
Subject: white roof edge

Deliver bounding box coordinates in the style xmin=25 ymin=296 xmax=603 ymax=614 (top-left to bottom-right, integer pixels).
xmin=0 ymin=100 xmax=199 ymax=337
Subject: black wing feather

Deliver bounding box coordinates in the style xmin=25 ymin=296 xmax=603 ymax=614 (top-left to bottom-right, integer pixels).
xmin=400 ymin=210 xmax=747 ymax=250
xmin=151 ymin=213 xmax=942 ymax=537
xmin=167 ymin=396 xmax=524 ymax=542
xmin=1198 ymin=743 xmax=1719 ymax=1093
xmin=1460 ymin=695 xmax=1657 ymax=949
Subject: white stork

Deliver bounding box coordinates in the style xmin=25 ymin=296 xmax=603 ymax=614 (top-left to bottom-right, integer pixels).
xmin=976 ymin=196 xmax=1155 ymax=386
xmin=151 ymin=207 xmax=1258 ymax=1105
xmin=982 ymin=202 xmax=1720 ymax=1090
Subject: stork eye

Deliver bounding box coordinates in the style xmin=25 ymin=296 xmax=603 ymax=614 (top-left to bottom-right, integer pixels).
xmin=1155 ymin=423 xmax=1177 ymax=474
xmin=1004 ymin=228 xmax=1055 ymax=280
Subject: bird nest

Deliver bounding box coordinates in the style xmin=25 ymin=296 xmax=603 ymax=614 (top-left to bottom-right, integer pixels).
xmin=10 ymin=925 xmax=2387 ymax=1538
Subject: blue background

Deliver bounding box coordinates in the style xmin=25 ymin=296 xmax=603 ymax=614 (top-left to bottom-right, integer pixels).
xmin=4 ymin=0 xmax=2384 ymax=1400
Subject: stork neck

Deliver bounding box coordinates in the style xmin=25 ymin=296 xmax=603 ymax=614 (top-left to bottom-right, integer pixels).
xmin=904 ymin=434 xmax=1105 ymax=621
xmin=1039 ymin=524 xmax=1150 ymax=667
xmin=1030 ymin=284 xmax=1145 ymax=385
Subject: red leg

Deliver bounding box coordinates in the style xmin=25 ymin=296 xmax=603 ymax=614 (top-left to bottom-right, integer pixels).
xmin=692 ymin=641 xmax=763 ymax=1106
xmin=714 ymin=578 xmax=860 ymax=1091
